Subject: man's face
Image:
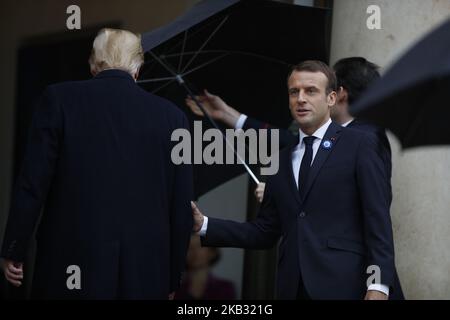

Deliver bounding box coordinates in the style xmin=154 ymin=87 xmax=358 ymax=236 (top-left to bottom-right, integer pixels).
xmin=288 ymin=71 xmax=336 ymax=134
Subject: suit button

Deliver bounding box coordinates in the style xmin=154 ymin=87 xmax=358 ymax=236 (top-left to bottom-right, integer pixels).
xmin=299 ymin=211 xmax=306 ymax=218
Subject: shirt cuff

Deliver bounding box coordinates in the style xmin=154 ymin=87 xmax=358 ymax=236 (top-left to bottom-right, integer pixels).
xmin=235 ymin=114 xmax=248 ymax=130
xmin=367 ymin=283 xmax=389 ymax=296
xmin=198 ymin=216 xmax=209 ymax=237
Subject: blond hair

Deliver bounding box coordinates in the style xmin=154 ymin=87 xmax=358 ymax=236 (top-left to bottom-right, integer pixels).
xmin=89 ymin=28 xmax=144 ymax=76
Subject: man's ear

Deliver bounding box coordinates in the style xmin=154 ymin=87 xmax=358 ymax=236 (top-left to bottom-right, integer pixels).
xmin=327 ymin=90 xmax=337 ymax=107
xmin=337 ymin=86 xmax=348 ymax=104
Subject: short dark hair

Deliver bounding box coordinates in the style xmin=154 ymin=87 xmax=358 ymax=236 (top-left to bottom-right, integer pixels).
xmin=288 ymin=60 xmax=337 ymax=94
xmin=333 ymin=57 xmax=380 ymax=104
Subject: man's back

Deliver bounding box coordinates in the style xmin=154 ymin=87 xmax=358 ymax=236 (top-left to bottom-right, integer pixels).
xmin=2 ymin=69 xmax=193 ymax=299
xmin=42 ymin=70 xmax=184 ymax=239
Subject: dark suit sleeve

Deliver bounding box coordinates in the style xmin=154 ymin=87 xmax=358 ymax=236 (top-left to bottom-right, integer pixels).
xmin=356 ymin=133 xmax=395 ymax=288
xmin=243 ymin=117 xmax=296 ymax=149
xmin=1 ymin=87 xmax=62 ymax=262
xmin=202 ymin=178 xmax=281 ymax=249
xmin=169 ymin=113 xmax=194 ymax=292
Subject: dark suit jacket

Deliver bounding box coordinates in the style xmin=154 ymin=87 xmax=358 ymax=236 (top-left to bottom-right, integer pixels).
xmin=203 ymin=122 xmax=403 ymax=299
xmin=1 ymin=69 xmax=193 ymax=299
xmin=347 ymin=119 xmax=392 ymax=202
xmin=244 ymin=117 xmax=393 ymax=202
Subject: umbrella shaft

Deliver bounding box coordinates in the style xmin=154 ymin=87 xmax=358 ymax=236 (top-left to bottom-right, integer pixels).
xmin=184 ymin=84 xmax=260 ymax=185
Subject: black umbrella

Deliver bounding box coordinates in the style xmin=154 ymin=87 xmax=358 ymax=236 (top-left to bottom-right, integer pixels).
xmin=351 ymin=18 xmax=450 ymax=148
xmin=138 ymin=0 xmax=331 ymax=197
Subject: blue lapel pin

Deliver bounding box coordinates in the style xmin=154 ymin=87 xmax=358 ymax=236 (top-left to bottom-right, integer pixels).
xmin=322 ymin=139 xmax=333 ymax=149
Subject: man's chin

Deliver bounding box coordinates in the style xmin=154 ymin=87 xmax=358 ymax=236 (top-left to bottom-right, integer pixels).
xmin=295 ymin=118 xmax=312 ymax=129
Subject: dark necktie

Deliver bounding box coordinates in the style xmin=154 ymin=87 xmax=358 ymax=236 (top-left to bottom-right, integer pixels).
xmin=298 ymin=136 xmax=316 ymax=199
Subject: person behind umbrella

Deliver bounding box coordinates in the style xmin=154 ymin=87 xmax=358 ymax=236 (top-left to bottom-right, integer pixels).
xmin=186 ymin=57 xmax=392 ymax=205
xmin=190 ymin=60 xmax=403 ymax=299
xmin=1 ymin=28 xmax=193 ymax=299
xmin=332 ymin=58 xmax=392 ymax=192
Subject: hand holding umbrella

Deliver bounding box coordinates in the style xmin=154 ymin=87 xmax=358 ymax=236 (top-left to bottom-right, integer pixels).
xmin=186 ymin=89 xmax=242 ymax=128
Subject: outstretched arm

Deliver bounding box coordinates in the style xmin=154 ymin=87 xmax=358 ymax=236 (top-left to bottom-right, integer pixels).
xmin=191 ymin=180 xmax=281 ymax=250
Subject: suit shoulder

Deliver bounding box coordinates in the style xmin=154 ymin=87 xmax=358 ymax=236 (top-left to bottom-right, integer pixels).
xmin=341 ymin=127 xmax=385 ymax=158
xmin=136 ymin=86 xmax=186 ymax=118
xmin=349 ymin=120 xmax=387 ymax=137
xmin=345 ymin=123 xmax=389 ymax=148
xmin=43 ymin=79 xmax=98 ymax=103
xmin=341 ymin=125 xmax=374 ymax=141
xmin=46 ymin=79 xmax=92 ymax=93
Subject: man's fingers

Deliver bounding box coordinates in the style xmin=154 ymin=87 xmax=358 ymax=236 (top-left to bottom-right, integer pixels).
xmin=204 ymin=89 xmax=212 ymax=97
xmin=187 ymin=95 xmax=206 ymax=103
xmin=4 ymin=261 xmax=24 ymax=285
xmin=8 ymin=264 xmax=23 ymax=274
xmin=185 ymin=98 xmax=206 ymax=117
xmin=254 ymin=183 xmax=265 ymax=203
xmin=255 ymin=194 xmax=263 ymax=203
xmin=191 ymin=201 xmax=204 ymax=217
xmin=6 ymin=276 xmax=22 ymax=287
xmin=364 ymin=290 xmax=388 ymax=300
xmin=191 ymin=201 xmax=200 ymax=214
xmin=5 ymin=268 xmax=23 ymax=280
xmin=5 ymin=275 xmax=22 ymax=287
xmin=6 ymin=272 xmax=23 ymax=281
xmin=191 ymin=201 xmax=204 ymax=233
xmin=186 ymin=100 xmax=200 ymax=111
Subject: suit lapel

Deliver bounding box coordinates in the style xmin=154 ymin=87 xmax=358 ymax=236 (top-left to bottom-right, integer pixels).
xmin=302 ymin=122 xmax=342 ymax=201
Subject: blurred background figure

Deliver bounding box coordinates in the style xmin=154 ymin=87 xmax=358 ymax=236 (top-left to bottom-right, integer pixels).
xmin=176 ymin=235 xmax=236 ymax=300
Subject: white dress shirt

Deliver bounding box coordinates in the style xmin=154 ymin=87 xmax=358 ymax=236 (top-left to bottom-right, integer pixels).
xmin=292 ymin=118 xmax=331 ymax=188
xmin=341 ymin=119 xmax=354 ymax=128
xmin=201 ymin=115 xmax=389 ymax=296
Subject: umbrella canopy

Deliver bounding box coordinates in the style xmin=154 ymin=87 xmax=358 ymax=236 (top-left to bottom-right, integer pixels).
xmin=139 ymin=0 xmax=332 ymax=197
xmin=351 ymin=18 xmax=450 ymax=149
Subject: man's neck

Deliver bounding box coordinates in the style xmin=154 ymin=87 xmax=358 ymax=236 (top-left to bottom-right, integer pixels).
xmin=332 ymin=104 xmax=354 ymax=125
xmin=336 ymin=115 xmax=354 ymax=125
xmin=300 ymin=117 xmax=330 ymax=136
